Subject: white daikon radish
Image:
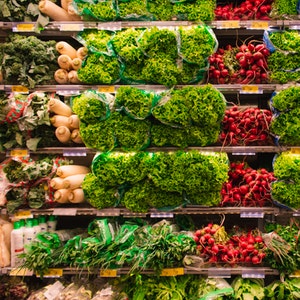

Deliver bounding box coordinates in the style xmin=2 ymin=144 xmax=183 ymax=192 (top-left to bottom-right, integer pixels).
xmin=62 ymin=173 xmax=86 ymax=189
xmin=56 ymin=41 xmax=78 ymax=59
xmin=56 ymin=165 xmax=90 ymax=178
xmin=68 ymin=188 xmax=85 ymax=203
xmin=68 ymin=115 xmax=80 ymax=129
xmin=55 ymin=126 xmax=72 ymax=143
xmin=50 ymin=115 xmax=70 ymax=128
xmin=39 ymin=0 xmax=74 ymax=21
xmin=71 ymin=129 xmax=83 ymax=144
xmin=50 ymin=177 xmax=65 ymax=190
xmin=54 ymin=68 xmax=69 ymax=84
xmin=48 ymin=98 xmax=73 ymax=117
xmin=68 ymin=70 xmax=81 ymax=84
xmin=58 ymin=54 xmax=72 ymax=70
xmin=54 ymin=189 xmax=71 ymax=203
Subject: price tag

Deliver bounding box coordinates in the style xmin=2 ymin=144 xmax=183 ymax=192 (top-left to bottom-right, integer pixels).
xmin=240 ymin=210 xmax=264 ymax=218
xmin=11 ymin=86 xmax=29 ymax=93
xmin=37 ymin=268 xmax=63 ymax=278
xmin=160 ymin=268 xmax=184 ymax=276
xmin=98 ymin=86 xmax=115 ymax=93
xmin=217 ymin=20 xmax=240 ymax=29
xmin=14 ymin=210 xmax=33 ymax=219
xmin=208 ymin=268 xmax=231 ymax=278
xmin=10 ymin=268 xmax=33 ymax=276
xmin=100 ymin=269 xmax=118 ymax=277
xmin=240 ymin=85 xmax=261 ymax=94
xmin=9 ymin=149 xmax=29 ymax=157
xmin=53 ymin=208 xmax=77 ymax=216
xmin=150 ymin=212 xmax=174 ymax=218
xmin=63 ymin=149 xmax=87 ymax=157
xmin=14 ymin=23 xmax=35 ymax=32
xmin=291 ymin=148 xmax=300 ymax=154
xmin=60 ymin=23 xmax=83 ymax=31
xmin=249 ymin=21 xmax=269 ymax=30
xmin=242 ymin=269 xmax=265 ymax=278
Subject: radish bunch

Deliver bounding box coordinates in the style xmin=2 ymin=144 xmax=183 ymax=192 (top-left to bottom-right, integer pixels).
xmin=193 ymin=223 xmax=266 ymax=266
xmin=221 ymin=162 xmax=276 ymax=207
xmin=219 ymin=106 xmax=272 ymax=146
xmin=209 ymin=42 xmax=270 ymax=84
xmin=215 ymin=0 xmax=273 ymax=20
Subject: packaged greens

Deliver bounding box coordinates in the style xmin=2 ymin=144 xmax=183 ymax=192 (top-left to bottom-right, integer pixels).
xmin=76 ymin=29 xmax=115 ymax=54
xmin=71 ymin=89 xmax=115 ymax=124
xmin=270 ymin=86 xmax=300 ymax=111
xmin=270 ymin=0 xmax=299 ymax=18
xmin=91 ymin=151 xmax=150 ymax=186
xmin=115 ymin=86 xmax=160 ymax=120
xmin=82 ymin=173 xmax=120 ymax=209
xmin=117 ymin=0 xmax=154 ymax=20
xmin=147 ymin=0 xmax=174 ymax=20
xmin=77 ymin=51 xmax=120 ymax=84
xmin=178 ymin=25 xmax=218 ymax=65
xmin=73 ymin=0 xmax=118 ymax=21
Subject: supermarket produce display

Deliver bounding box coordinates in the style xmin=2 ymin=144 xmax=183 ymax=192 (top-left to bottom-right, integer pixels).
xmin=3 ymin=0 xmax=300 ymax=298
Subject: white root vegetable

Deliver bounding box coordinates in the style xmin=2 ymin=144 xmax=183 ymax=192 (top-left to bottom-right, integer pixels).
xmin=0 ymin=218 xmax=13 ymax=267
xmin=71 ymin=129 xmax=83 ymax=144
xmin=71 ymin=57 xmax=82 ymax=70
xmin=54 ymin=69 xmax=69 ymax=84
xmin=39 ymin=0 xmax=74 ymax=21
xmin=67 ymin=3 xmax=82 ymax=20
xmin=61 ymin=0 xmax=73 ymax=11
xmin=54 ymin=189 xmax=71 ymax=203
xmin=50 ymin=115 xmax=70 ymax=128
xmin=56 ymin=165 xmax=90 ymax=178
xmin=62 ymin=173 xmax=86 ymax=189
xmin=48 ymin=98 xmax=73 ymax=117
xmin=68 ymin=188 xmax=85 ymax=203
xmin=50 ymin=177 xmax=65 ymax=190
xmin=76 ymin=47 xmax=88 ymax=60
xmin=68 ymin=115 xmax=80 ymax=129
xmin=68 ymin=70 xmax=81 ymax=84
xmin=55 ymin=126 xmax=72 ymax=143
xmin=56 ymin=41 xmax=78 ymax=59
xmin=58 ymin=54 xmax=72 ymax=70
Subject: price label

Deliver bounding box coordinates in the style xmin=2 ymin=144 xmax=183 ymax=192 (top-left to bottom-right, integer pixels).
xmin=53 ymin=208 xmax=77 ymax=216
xmin=100 ymin=269 xmax=118 ymax=277
xmin=161 ymin=268 xmax=184 ymax=276
xmin=240 ymin=210 xmax=264 ymax=218
xmin=60 ymin=23 xmax=83 ymax=31
xmin=14 ymin=23 xmax=35 ymax=32
xmin=9 ymin=149 xmax=29 ymax=157
xmin=150 ymin=212 xmax=174 ymax=218
xmin=250 ymin=21 xmax=269 ymax=30
xmin=14 ymin=210 xmax=33 ymax=219
xmin=240 ymin=85 xmax=260 ymax=94
xmin=242 ymin=269 xmax=265 ymax=278
xmin=11 ymin=86 xmax=29 ymax=93
xmin=218 ymin=20 xmax=240 ymax=29
xmin=98 ymin=86 xmax=115 ymax=93
xmin=290 ymin=270 xmax=300 ymax=277
xmin=37 ymin=268 xmax=63 ymax=278
xmin=10 ymin=268 xmax=33 ymax=276
xmin=291 ymin=148 xmax=300 ymax=154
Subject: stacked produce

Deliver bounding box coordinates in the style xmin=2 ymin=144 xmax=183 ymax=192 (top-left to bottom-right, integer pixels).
xmin=271 ymin=151 xmax=300 ymax=210
xmin=0 ymin=156 xmax=71 ymax=213
xmin=192 ymin=221 xmax=266 ymax=266
xmin=54 ymin=41 xmax=87 ymax=84
xmin=0 ymin=216 xmax=13 ymax=268
xmin=72 ymin=85 xmax=226 ymax=151
xmin=208 ymin=40 xmax=270 ymax=84
xmin=75 ymin=26 xmax=217 ymax=86
xmin=82 ymin=150 xmax=229 ymax=212
xmin=50 ymin=164 xmax=90 ymax=204
xmin=269 ymin=0 xmax=299 ymax=18
xmin=215 ymin=0 xmax=273 ymax=20
xmin=221 ymin=161 xmax=276 ymax=207
xmin=0 ymin=34 xmax=58 ymax=88
xmin=269 ymin=86 xmax=300 ymax=145
xmin=219 ymin=105 xmax=273 ymax=146
xmin=265 ymin=30 xmax=300 ymax=83
xmin=49 ymin=97 xmax=83 ymax=144
xmin=72 ymin=0 xmax=215 ymax=22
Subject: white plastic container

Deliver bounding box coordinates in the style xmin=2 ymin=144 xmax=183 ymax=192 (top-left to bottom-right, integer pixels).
xmin=10 ymin=220 xmax=24 ymax=267
xmin=38 ymin=216 xmax=48 ymax=232
xmin=47 ymin=215 xmax=58 ymax=232
xmin=23 ymin=219 xmax=36 ymax=251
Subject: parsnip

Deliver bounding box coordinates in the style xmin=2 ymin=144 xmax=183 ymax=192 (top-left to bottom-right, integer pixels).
xmin=50 ymin=177 xmax=65 ymax=190
xmin=68 ymin=115 xmax=80 ymax=129
xmin=56 ymin=165 xmax=90 ymax=178
xmin=62 ymin=174 xmax=86 ymax=189
xmin=71 ymin=57 xmax=82 ymax=70
xmin=54 ymin=68 xmax=69 ymax=84
xmin=55 ymin=126 xmax=72 ymax=143
xmin=58 ymin=54 xmax=72 ymax=70
xmin=50 ymin=115 xmax=70 ymax=128
xmin=76 ymin=47 xmax=88 ymax=60
xmin=68 ymin=188 xmax=85 ymax=203
xmin=56 ymin=41 xmax=78 ymax=59
xmin=39 ymin=0 xmax=74 ymax=21
xmin=48 ymin=98 xmax=73 ymax=117
xmin=68 ymin=70 xmax=81 ymax=84
xmin=54 ymin=189 xmax=71 ymax=203
xmin=71 ymin=129 xmax=83 ymax=144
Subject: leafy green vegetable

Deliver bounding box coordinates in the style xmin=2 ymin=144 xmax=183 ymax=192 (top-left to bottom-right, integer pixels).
xmin=271 ymin=86 xmax=300 ymax=111
xmin=75 ymin=0 xmax=118 ymax=21
xmin=270 ymin=0 xmax=298 ymax=17
xmin=91 ymin=151 xmax=150 ymax=186
xmin=115 ymin=86 xmax=159 ymax=120
xmin=147 ymin=0 xmax=174 ymax=20
xmin=270 ymin=109 xmax=300 ymax=145
xmin=179 ymin=25 xmax=217 ymax=65
xmin=273 ymin=151 xmax=300 ymax=183
xmin=0 ymin=35 xmax=58 ymax=88
xmin=265 ymin=277 xmax=300 ymax=299
xmin=268 ymin=51 xmax=300 ymax=72
xmin=268 ymin=30 xmax=300 ymax=52
xmin=71 ymin=90 xmax=114 ymax=123
xmin=82 ymin=173 xmax=120 ymax=209
xmin=77 ymin=52 xmax=120 ymax=84
xmin=117 ymin=0 xmax=153 ymax=20
xmin=230 ymin=277 xmax=265 ymax=300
